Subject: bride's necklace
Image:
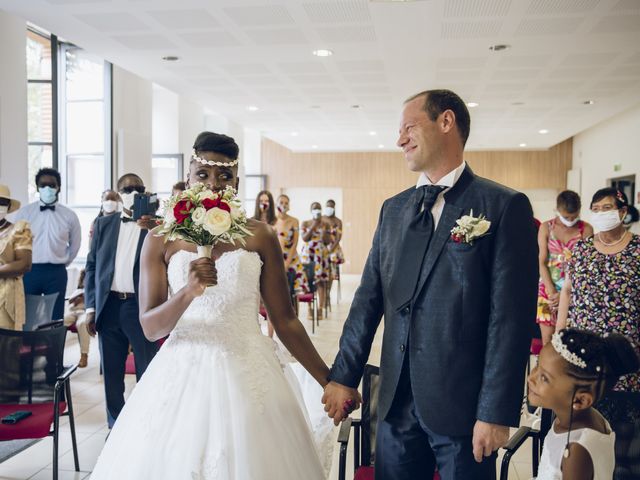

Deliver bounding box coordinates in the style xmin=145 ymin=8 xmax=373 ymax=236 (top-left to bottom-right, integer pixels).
xmin=597 ymin=230 xmax=627 ymax=247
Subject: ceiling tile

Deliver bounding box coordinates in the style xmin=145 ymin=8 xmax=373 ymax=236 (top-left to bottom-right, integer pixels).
xmin=244 ymin=28 xmax=308 ymax=45
xmin=336 ymin=60 xmax=385 ymax=72
xmin=112 ymin=34 xmax=177 ymax=50
xmin=516 ymin=17 xmax=585 ymax=35
xmin=288 ymin=74 xmax=335 ymax=84
xmin=219 ymin=63 xmax=272 ymax=75
xmin=561 ymin=52 xmax=617 ymax=66
xmin=178 ymin=31 xmax=242 ymax=48
xmin=441 ymin=20 xmax=503 ymax=38
xmin=75 ymin=12 xmax=150 ymax=32
xmin=591 ymin=15 xmax=640 ymax=33
xmin=527 ymin=0 xmax=599 ymax=15
xmin=316 ymin=25 xmax=377 ymax=43
xmin=147 ymin=9 xmax=220 ymax=29
xmin=498 ymin=55 xmax=549 ymax=68
xmin=444 ymin=0 xmax=512 ymax=18
xmin=303 ymin=1 xmax=371 ymax=23
xmin=223 ymin=5 xmax=295 ymax=27
xmin=437 ymin=57 xmax=487 ymax=69
xmin=612 ymin=0 xmax=640 ymax=11
xmin=277 ymin=62 xmax=328 ymax=74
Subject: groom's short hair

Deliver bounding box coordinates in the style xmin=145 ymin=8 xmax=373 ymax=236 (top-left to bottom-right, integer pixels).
xmin=404 ymin=89 xmax=471 ymax=147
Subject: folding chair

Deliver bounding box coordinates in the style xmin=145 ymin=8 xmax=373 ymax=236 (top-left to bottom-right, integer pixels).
xmin=24 ymin=293 xmax=59 ymax=331
xmin=298 ymin=262 xmax=319 ymax=334
xmin=0 ymin=324 xmax=79 ymax=480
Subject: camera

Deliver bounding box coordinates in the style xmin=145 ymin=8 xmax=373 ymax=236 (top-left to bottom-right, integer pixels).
xmin=132 ymin=192 xmax=160 ymax=220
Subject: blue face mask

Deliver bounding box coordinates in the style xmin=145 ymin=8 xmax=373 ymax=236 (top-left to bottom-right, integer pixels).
xmin=39 ymin=186 xmax=58 ymax=205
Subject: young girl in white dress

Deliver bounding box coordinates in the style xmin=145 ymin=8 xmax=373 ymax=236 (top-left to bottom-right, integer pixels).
xmin=528 ymin=328 xmax=639 ymax=479
xmin=90 ymin=132 xmax=359 ymax=479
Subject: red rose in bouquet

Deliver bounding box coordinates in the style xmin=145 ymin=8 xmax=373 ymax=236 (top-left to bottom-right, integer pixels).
xmin=173 ymin=200 xmax=194 ymax=224
xmin=201 ymin=197 xmax=231 ymax=213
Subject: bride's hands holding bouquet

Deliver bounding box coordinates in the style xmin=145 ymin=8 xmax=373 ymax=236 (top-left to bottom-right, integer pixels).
xmin=186 ymin=257 xmax=218 ymax=297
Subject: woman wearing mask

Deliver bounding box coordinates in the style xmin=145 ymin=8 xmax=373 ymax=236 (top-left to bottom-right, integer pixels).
xmin=0 ymin=185 xmax=32 ymax=330
xmin=300 ymin=202 xmax=331 ymax=320
xmin=557 ymin=188 xmax=640 ymax=479
xmin=253 ymin=190 xmax=276 ymax=228
xmin=90 ymin=189 xmax=120 ymax=239
xmin=323 ymin=199 xmax=345 ymax=310
xmin=275 ymin=195 xmax=309 ymax=303
xmin=536 ymin=190 xmax=593 ymax=345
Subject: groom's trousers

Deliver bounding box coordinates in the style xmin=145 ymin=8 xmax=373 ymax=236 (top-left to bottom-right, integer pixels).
xmin=375 ymin=355 xmax=497 ymax=480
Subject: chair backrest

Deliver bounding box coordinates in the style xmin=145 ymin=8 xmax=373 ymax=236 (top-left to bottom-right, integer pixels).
xmin=302 ymin=262 xmax=316 ymax=293
xmin=286 ymin=270 xmax=297 ymax=305
xmin=361 ymin=364 xmax=380 ymax=466
xmin=0 ymin=324 xmax=67 ymax=404
xmin=24 ymin=293 xmax=59 ymax=331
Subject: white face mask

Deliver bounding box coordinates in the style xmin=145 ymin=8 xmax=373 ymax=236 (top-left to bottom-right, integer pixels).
xmin=277 ymin=204 xmax=288 ymax=214
xmin=324 ymin=207 xmax=335 ymax=217
xmin=311 ymin=209 xmax=322 ymax=219
xmin=102 ymin=200 xmax=118 ymax=214
xmin=590 ymin=210 xmax=622 ymax=232
xmin=120 ymin=192 xmax=136 ymax=211
xmin=558 ymin=214 xmax=579 ymax=228
xmin=0 ymin=205 xmax=8 ymax=222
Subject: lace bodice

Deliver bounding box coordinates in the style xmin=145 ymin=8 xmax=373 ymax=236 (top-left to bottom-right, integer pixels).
xmin=167 ymin=249 xmax=264 ymax=342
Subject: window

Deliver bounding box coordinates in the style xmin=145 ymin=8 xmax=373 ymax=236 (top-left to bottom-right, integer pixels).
xmin=60 ymin=45 xmax=112 ymax=260
xmin=244 ymin=175 xmax=266 ymax=215
xmin=26 ymin=29 xmax=57 ymax=201
xmin=152 ymin=154 xmax=184 ymax=205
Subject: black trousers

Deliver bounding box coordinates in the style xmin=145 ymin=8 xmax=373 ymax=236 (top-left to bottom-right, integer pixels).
xmin=23 ymin=263 xmax=67 ymax=320
xmin=97 ymin=293 xmax=159 ymax=428
xmin=375 ymin=356 xmax=496 ymax=480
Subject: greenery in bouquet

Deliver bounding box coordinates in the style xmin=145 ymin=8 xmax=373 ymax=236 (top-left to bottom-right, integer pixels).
xmin=153 ymin=183 xmax=252 ymax=247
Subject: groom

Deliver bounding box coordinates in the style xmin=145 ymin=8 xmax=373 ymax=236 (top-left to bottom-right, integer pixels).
xmin=323 ymin=89 xmax=538 ymax=479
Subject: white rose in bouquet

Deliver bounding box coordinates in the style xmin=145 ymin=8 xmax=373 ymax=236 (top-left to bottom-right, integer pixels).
xmin=203 ymin=207 xmax=232 ymax=236
xmin=191 ymin=207 xmax=207 ymax=225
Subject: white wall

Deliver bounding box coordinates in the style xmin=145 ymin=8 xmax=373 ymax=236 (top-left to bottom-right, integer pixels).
xmin=152 ymin=84 xmax=179 ymax=155
xmin=112 ymin=66 xmax=152 ymax=186
xmin=0 ymin=10 xmax=28 ymax=202
xmin=178 ymin=97 xmax=205 ymax=170
xmin=573 ymin=103 xmax=640 ymax=209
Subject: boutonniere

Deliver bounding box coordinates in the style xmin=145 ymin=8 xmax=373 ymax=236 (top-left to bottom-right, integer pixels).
xmin=450 ymin=210 xmax=491 ymax=244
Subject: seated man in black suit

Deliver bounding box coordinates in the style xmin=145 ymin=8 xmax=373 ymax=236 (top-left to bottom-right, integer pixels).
xmin=84 ymin=173 xmax=159 ymax=428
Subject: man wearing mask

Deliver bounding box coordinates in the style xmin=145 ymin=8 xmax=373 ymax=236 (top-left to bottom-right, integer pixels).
xmin=323 ymin=199 xmax=345 ymax=309
xmin=11 ymin=168 xmax=81 ymax=321
xmin=84 ymin=173 xmax=159 ymax=428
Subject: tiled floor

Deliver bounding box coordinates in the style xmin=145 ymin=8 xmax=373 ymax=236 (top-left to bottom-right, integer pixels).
xmin=0 ymin=275 xmax=534 ymax=479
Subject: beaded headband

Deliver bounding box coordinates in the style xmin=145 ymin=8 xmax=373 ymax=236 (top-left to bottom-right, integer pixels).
xmin=551 ymin=332 xmax=587 ymax=369
xmin=191 ymin=149 xmax=238 ymax=167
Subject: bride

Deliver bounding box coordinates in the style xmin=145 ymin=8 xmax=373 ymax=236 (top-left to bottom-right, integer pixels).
xmin=90 ymin=132 xmax=357 ymax=479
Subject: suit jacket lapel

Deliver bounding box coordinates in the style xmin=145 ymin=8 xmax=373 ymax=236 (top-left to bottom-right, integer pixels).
xmin=105 ymin=214 xmax=121 ymax=269
xmin=412 ymin=166 xmax=475 ymax=301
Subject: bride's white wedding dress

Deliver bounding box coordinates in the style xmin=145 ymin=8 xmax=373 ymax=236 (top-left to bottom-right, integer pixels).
xmin=91 ymin=249 xmax=328 ymax=479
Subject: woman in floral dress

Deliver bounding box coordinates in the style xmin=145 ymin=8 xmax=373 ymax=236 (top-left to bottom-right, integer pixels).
xmin=275 ymin=195 xmax=309 ymax=302
xmin=537 ymin=190 xmax=592 ymax=344
xmin=558 ymin=188 xmax=640 ymax=480
xmin=300 ymin=202 xmax=330 ymax=320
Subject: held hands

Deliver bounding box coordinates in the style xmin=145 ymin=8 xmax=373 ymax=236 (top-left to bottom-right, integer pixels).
xmin=322 ymin=381 xmax=362 ymax=426
xmin=186 ymin=257 xmax=218 ymax=297
xmin=547 ymin=291 xmax=560 ymax=311
xmin=472 ymin=421 xmax=509 ymax=463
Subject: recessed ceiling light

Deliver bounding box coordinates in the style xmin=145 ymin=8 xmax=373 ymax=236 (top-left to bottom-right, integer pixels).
xmin=161 ymin=55 xmax=179 ymax=62
xmin=489 ymin=44 xmax=511 ymax=52
xmin=351 ymin=104 xmax=360 ymax=109
xmin=310 ymin=105 xmax=321 ymax=109
xmin=312 ymin=49 xmax=333 ymax=57
xmin=369 ymin=131 xmax=377 ymax=136
xmin=583 ymin=100 xmax=595 ymax=105
xmin=538 ymin=129 xmax=549 ymax=134
xmin=519 ymin=143 xmax=527 ymax=147
xmin=311 ymin=145 xmax=318 ymax=149
xmin=246 ymin=105 xmax=259 ymax=112
xmin=291 ymin=131 xmax=299 ymax=136
xmin=378 ymin=144 xmax=385 ymax=149
xmin=466 ymin=102 xmax=479 ymax=108
xmin=512 ymin=102 xmax=525 ymax=106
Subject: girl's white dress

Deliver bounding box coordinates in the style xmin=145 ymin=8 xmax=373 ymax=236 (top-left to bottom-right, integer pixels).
xmin=91 ymin=249 xmax=331 ymax=479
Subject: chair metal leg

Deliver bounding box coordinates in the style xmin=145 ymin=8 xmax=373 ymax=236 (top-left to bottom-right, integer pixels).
xmin=65 ymin=381 xmax=80 ymax=471
xmin=53 ymin=396 xmax=60 ymax=480
xmin=533 ymin=434 xmax=540 ymax=476
xmin=312 ymin=298 xmax=316 ymax=334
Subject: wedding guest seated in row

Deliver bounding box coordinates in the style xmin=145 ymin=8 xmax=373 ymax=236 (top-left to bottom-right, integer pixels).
xmin=301 ymin=202 xmax=331 ymax=319
xmin=536 ymin=190 xmax=592 ymax=345
xmin=528 ymin=328 xmax=640 ymax=479
xmin=324 ymin=199 xmax=345 ymax=308
xmin=63 ymin=270 xmax=91 ymax=368
xmin=85 ymin=173 xmax=159 ymax=428
xmin=0 ymin=185 xmax=32 ymax=330
xmin=11 ymin=168 xmax=81 ymax=321
xmin=558 ymin=187 xmax=640 ymax=479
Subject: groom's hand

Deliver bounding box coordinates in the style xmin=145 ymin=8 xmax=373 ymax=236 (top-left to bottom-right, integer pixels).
xmin=322 ymin=381 xmax=362 ymax=426
xmin=472 ymin=421 xmax=509 ymax=463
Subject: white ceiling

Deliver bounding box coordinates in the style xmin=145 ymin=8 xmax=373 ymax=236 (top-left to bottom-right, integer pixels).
xmin=2 ymin=0 xmax=640 ymax=152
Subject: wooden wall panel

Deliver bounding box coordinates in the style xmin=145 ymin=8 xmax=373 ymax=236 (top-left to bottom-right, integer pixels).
xmin=261 ymin=138 xmax=572 ymax=274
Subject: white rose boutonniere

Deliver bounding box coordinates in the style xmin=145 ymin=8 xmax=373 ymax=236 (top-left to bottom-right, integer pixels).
xmin=450 ymin=210 xmax=491 ymax=245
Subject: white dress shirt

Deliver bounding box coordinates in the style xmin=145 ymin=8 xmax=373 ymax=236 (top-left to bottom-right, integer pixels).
xmin=9 ymin=201 xmax=82 ymax=265
xmin=110 ymin=217 xmax=141 ymax=293
xmin=416 ymin=161 xmax=467 ymax=228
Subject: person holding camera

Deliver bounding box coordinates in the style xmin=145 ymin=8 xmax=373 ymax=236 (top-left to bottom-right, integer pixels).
xmin=300 ymin=201 xmax=331 ymax=320
xmin=84 ymin=173 xmax=159 ymax=428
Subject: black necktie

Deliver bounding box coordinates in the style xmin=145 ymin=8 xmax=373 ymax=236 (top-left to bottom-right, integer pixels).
xmin=389 ymin=185 xmax=446 ymax=310
xmin=40 ymin=205 xmax=55 ymax=212
xmin=121 ymin=216 xmax=135 ymax=223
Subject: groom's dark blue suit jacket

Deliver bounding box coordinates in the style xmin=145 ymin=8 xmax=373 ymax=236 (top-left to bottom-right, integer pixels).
xmin=330 ymin=166 xmax=538 ymax=436
xmin=84 ymin=213 xmax=147 ymax=327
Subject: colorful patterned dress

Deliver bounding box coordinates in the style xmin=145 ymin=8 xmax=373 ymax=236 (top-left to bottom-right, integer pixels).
xmin=300 ymin=224 xmax=330 ymax=284
xmin=328 ymin=224 xmax=345 ymax=281
xmin=278 ymin=225 xmax=309 ymax=294
xmin=536 ymin=218 xmax=585 ymax=326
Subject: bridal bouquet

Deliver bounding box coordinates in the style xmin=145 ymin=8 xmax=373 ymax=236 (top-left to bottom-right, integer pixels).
xmin=153 ymin=183 xmax=252 ymax=258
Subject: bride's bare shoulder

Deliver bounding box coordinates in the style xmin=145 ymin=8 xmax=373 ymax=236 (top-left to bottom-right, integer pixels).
xmin=245 ymin=219 xmax=278 ymax=249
